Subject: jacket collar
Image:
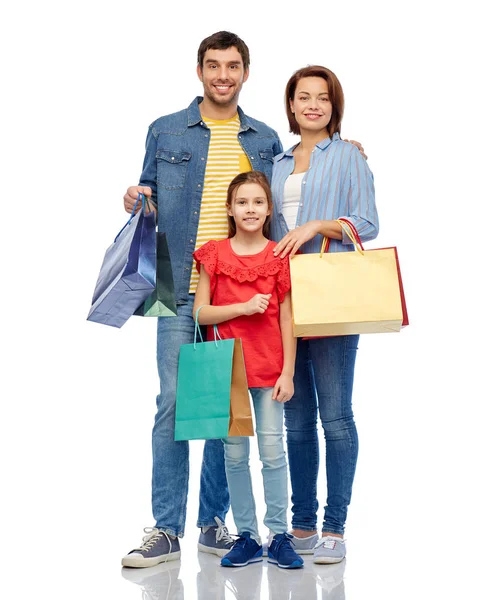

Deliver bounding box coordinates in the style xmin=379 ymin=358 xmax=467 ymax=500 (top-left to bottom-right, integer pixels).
xmin=187 ymin=97 xmax=258 ymax=132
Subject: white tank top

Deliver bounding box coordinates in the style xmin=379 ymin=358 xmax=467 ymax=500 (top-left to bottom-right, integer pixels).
xmin=282 ymin=172 xmax=306 ymax=231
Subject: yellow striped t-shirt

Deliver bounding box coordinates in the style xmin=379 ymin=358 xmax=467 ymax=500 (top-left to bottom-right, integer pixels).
xmin=189 ymin=114 xmax=252 ymax=292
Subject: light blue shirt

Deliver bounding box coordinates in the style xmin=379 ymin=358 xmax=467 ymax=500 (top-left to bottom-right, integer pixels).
xmin=270 ymin=133 xmax=379 ymax=253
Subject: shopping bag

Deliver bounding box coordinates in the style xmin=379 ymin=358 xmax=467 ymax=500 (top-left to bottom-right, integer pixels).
xmin=134 ymin=231 xmax=177 ymax=317
xmin=175 ymin=310 xmax=253 ymax=441
xmin=290 ymin=219 xmax=408 ymax=337
xmin=87 ymin=194 xmax=157 ymax=328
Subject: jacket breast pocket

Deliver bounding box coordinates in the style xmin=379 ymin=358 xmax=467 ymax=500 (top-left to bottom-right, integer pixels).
xmin=258 ymin=149 xmax=275 ymax=178
xmin=156 ymin=149 xmax=192 ymax=190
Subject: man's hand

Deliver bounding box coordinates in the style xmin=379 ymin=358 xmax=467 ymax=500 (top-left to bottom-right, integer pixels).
xmin=343 ymin=139 xmax=368 ymax=160
xmin=272 ymin=374 xmax=294 ymax=403
xmin=243 ymin=293 xmax=272 ymax=315
xmin=123 ymin=185 xmax=153 ymax=214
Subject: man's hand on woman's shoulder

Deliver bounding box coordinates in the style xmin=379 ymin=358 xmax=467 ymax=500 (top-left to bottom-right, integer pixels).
xmin=343 ymin=139 xmax=368 ymax=161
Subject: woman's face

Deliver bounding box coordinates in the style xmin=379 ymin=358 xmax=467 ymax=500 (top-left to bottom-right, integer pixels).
xmin=290 ymin=76 xmax=332 ymax=135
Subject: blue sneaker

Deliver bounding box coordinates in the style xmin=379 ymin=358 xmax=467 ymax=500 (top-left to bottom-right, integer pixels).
xmin=268 ymin=533 xmax=304 ymax=569
xmin=220 ymin=533 xmax=263 ymax=567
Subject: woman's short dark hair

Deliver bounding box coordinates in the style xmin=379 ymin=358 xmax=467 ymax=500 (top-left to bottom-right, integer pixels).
xmin=197 ymin=31 xmax=250 ymax=71
xmin=285 ymin=66 xmax=345 ymax=136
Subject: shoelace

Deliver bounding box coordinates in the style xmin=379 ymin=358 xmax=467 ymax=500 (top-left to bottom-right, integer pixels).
xmin=272 ymin=533 xmax=295 ymax=553
xmin=214 ymin=516 xmax=235 ymax=545
xmin=133 ymin=527 xmax=173 ymax=555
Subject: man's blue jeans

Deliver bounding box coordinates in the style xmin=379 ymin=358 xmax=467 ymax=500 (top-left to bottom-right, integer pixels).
xmin=153 ymin=295 xmax=229 ymax=537
xmin=284 ymin=335 xmax=359 ymax=536
xmin=223 ymin=387 xmax=287 ymax=543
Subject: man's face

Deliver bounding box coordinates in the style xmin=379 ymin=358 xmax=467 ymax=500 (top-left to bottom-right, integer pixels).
xmin=197 ymin=47 xmax=249 ymax=107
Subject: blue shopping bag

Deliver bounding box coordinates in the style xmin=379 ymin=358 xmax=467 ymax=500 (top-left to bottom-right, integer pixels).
xmin=87 ymin=194 xmax=157 ymax=328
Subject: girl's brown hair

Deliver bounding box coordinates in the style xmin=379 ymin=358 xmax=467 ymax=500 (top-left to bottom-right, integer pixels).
xmin=285 ymin=65 xmax=345 ymax=137
xmin=226 ymin=171 xmax=273 ymax=238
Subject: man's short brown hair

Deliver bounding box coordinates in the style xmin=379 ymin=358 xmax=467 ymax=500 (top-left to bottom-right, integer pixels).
xmin=197 ymin=31 xmax=250 ymax=71
xmin=285 ymin=66 xmax=345 ymax=136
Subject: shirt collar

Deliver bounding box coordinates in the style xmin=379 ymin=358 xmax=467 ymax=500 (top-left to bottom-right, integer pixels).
xmin=187 ymin=97 xmax=258 ymax=132
xmin=274 ymin=132 xmax=341 ymax=162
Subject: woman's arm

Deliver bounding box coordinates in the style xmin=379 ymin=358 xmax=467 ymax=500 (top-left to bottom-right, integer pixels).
xmin=272 ymin=293 xmax=296 ymax=402
xmin=192 ymin=266 xmax=272 ymax=325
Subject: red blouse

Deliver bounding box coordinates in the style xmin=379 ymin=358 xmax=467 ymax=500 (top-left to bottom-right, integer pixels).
xmin=193 ymin=239 xmax=291 ymax=388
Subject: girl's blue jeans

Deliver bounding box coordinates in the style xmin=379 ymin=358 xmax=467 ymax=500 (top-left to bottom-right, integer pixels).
xmin=223 ymin=387 xmax=287 ymax=543
xmin=284 ymin=335 xmax=360 ymax=536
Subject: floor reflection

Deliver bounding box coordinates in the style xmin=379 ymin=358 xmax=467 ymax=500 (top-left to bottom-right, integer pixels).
xmin=122 ymin=553 xmax=345 ymax=600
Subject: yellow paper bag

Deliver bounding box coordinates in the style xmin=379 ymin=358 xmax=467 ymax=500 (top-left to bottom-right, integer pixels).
xmin=290 ymin=221 xmax=407 ymax=337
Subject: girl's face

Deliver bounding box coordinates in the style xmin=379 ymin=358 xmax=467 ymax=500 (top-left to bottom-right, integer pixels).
xmin=290 ymin=76 xmax=332 ymax=135
xmin=228 ymin=182 xmax=270 ymax=234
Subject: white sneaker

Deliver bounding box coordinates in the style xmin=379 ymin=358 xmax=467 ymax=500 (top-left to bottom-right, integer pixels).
xmin=290 ymin=532 xmax=319 ymax=555
xmin=313 ymin=536 xmax=346 ymax=564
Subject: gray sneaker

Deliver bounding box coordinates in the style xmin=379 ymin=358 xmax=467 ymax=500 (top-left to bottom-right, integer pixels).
xmin=122 ymin=527 xmax=181 ymax=568
xmin=291 ymin=532 xmax=319 ymax=555
xmin=198 ymin=516 xmax=235 ymax=557
xmin=313 ymin=536 xmax=346 ymax=564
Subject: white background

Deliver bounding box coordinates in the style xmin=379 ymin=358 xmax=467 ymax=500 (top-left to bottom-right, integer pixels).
xmin=1 ymin=1 xmax=495 ymax=598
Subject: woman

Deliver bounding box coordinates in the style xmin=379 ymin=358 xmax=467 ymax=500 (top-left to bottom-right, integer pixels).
xmin=270 ymin=66 xmax=379 ymax=564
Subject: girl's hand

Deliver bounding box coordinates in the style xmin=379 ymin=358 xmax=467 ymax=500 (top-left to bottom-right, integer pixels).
xmin=273 ymin=221 xmax=321 ymax=258
xmin=243 ymin=293 xmax=272 ymax=316
xmin=272 ymin=374 xmax=294 ymax=403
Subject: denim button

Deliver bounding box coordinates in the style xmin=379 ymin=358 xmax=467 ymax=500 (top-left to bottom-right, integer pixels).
xmin=198 ymin=184 xmax=201 ymax=188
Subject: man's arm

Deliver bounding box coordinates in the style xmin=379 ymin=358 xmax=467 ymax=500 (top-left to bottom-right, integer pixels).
xmin=123 ymin=126 xmax=158 ymax=214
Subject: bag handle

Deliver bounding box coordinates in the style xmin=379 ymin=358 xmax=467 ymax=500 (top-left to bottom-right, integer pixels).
xmin=114 ymin=192 xmax=152 ymax=242
xmin=194 ymin=306 xmax=222 ymax=350
xmin=337 ymin=218 xmax=364 ymax=250
xmin=319 ymin=219 xmax=365 ymax=257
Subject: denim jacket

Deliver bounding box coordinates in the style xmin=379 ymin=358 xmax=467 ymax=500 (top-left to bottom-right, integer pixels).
xmin=139 ymin=97 xmax=283 ymax=304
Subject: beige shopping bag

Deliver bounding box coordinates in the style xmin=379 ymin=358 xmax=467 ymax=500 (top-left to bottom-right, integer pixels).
xmin=290 ymin=219 xmax=408 ymax=337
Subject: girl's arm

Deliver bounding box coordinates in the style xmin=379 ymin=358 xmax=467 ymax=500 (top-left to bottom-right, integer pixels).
xmin=272 ymin=292 xmax=296 ymax=402
xmin=193 ymin=265 xmax=272 ymax=325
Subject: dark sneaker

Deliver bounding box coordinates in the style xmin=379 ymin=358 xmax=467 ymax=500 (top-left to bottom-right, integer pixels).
xmin=121 ymin=527 xmax=181 ymax=568
xmin=267 ymin=533 xmax=304 ymax=569
xmin=198 ymin=516 xmax=235 ymax=557
xmin=220 ymin=532 xmax=263 ymax=567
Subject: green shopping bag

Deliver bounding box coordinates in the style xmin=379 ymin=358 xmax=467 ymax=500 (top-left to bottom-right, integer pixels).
xmin=135 ymin=232 xmax=177 ymax=317
xmin=174 ymin=310 xmax=253 ymax=441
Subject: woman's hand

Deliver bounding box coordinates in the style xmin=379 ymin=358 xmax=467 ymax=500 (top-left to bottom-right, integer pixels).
xmin=272 ymin=374 xmax=294 ymax=403
xmin=243 ymin=293 xmax=272 ymax=315
xmin=273 ymin=220 xmax=321 ymax=258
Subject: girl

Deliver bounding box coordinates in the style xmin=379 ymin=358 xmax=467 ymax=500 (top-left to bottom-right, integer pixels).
xmin=270 ymin=66 xmax=379 ymax=564
xmin=193 ymin=171 xmax=303 ymax=569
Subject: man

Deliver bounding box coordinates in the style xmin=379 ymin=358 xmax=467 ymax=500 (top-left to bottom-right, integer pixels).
xmin=121 ymin=31 xmax=282 ymax=568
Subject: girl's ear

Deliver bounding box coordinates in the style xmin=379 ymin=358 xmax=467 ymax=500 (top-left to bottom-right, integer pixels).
xmin=226 ymin=204 xmax=233 ymax=217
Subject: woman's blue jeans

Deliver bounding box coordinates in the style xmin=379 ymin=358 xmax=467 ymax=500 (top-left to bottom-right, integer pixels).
xmin=223 ymin=387 xmax=287 ymax=543
xmin=284 ymin=335 xmax=359 ymax=535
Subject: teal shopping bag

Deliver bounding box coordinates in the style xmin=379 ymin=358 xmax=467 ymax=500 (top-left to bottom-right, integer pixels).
xmin=134 ymin=232 xmax=177 ymax=317
xmin=175 ymin=311 xmax=253 ymax=441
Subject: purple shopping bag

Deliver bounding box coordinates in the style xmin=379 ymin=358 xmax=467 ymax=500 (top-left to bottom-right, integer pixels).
xmin=87 ymin=194 xmax=157 ymax=328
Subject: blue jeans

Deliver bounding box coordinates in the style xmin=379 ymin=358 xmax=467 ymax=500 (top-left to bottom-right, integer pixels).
xmin=223 ymin=387 xmax=287 ymax=543
xmin=152 ymin=295 xmax=229 ymax=537
xmin=284 ymin=336 xmax=359 ymax=535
